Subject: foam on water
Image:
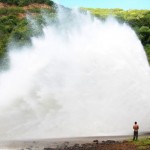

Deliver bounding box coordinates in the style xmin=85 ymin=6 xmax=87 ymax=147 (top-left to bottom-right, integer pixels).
xmin=0 ymin=8 xmax=150 ymax=140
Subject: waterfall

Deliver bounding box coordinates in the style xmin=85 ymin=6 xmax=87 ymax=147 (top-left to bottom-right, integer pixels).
xmin=0 ymin=8 xmax=150 ymax=140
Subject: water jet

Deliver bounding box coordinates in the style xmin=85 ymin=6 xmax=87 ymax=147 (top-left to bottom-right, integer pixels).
xmin=0 ymin=8 xmax=150 ymax=140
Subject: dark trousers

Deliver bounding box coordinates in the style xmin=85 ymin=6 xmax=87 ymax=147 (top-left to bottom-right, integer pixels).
xmin=133 ymin=131 xmax=138 ymax=140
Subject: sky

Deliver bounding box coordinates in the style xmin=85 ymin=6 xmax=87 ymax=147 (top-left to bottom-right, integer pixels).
xmin=53 ymin=0 xmax=150 ymax=10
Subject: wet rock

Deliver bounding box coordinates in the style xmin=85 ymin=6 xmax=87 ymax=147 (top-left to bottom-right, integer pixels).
xmin=58 ymin=142 xmax=70 ymax=149
xmin=44 ymin=148 xmax=54 ymax=150
xmin=26 ymin=148 xmax=32 ymax=150
xmin=122 ymin=140 xmax=128 ymax=143
xmin=93 ymin=139 xmax=99 ymax=144
xmin=102 ymin=140 xmax=116 ymax=144
xmin=72 ymin=143 xmax=80 ymax=149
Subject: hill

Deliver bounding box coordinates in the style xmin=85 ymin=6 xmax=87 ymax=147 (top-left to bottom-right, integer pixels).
xmin=0 ymin=0 xmax=54 ymax=60
xmin=0 ymin=2 xmax=150 ymax=64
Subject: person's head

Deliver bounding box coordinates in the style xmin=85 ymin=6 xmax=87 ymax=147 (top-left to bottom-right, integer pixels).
xmin=135 ymin=121 xmax=137 ymax=124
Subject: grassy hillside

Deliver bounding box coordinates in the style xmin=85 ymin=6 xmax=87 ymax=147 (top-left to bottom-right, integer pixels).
xmin=0 ymin=0 xmax=54 ymax=60
xmin=0 ymin=0 xmax=54 ymax=6
xmin=0 ymin=2 xmax=150 ymax=64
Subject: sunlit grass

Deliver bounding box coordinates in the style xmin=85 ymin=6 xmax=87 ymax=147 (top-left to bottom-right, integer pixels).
xmin=130 ymin=137 xmax=150 ymax=150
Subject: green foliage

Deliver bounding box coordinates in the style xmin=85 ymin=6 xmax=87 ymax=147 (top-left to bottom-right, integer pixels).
xmin=139 ymin=26 xmax=150 ymax=45
xmin=0 ymin=1 xmax=55 ymax=59
xmin=0 ymin=15 xmax=19 ymax=57
xmin=145 ymin=44 xmax=150 ymax=62
xmin=132 ymin=138 xmax=150 ymax=150
xmin=0 ymin=7 xmax=24 ymax=15
xmin=0 ymin=4 xmax=150 ymax=64
xmin=10 ymin=19 xmax=32 ymax=47
xmin=0 ymin=0 xmax=54 ymax=6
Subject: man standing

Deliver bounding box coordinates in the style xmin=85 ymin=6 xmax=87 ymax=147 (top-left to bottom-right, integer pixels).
xmin=133 ymin=121 xmax=139 ymax=141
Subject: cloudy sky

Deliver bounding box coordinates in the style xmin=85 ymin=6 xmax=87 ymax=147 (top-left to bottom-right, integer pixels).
xmin=53 ymin=0 xmax=150 ymax=10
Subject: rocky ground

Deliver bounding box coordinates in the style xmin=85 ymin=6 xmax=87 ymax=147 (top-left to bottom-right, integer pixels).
xmin=0 ymin=135 xmax=150 ymax=150
xmin=43 ymin=140 xmax=138 ymax=150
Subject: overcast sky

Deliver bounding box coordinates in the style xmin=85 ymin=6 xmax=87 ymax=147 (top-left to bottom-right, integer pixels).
xmin=53 ymin=0 xmax=150 ymax=10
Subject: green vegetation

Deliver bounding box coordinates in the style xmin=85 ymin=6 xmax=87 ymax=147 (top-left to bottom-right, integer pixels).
xmin=0 ymin=1 xmax=55 ymax=60
xmin=83 ymin=8 xmax=150 ymax=63
xmin=131 ymin=137 xmax=150 ymax=149
xmin=0 ymin=0 xmax=54 ymax=6
xmin=0 ymin=3 xmax=150 ymax=65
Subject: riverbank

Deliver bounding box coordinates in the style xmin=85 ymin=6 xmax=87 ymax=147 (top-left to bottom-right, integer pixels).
xmin=0 ymin=134 xmax=150 ymax=150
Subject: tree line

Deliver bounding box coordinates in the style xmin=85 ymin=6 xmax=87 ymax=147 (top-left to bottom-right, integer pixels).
xmin=0 ymin=0 xmax=53 ymax=6
xmin=0 ymin=2 xmax=150 ymax=64
xmin=0 ymin=0 xmax=54 ymax=61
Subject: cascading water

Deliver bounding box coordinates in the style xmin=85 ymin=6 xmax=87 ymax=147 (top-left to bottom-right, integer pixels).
xmin=0 ymin=8 xmax=150 ymax=140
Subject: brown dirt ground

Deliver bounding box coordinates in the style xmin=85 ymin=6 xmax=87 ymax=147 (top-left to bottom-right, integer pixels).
xmin=0 ymin=135 xmax=150 ymax=150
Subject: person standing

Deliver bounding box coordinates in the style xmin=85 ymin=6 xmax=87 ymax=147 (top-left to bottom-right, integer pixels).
xmin=133 ymin=121 xmax=139 ymax=141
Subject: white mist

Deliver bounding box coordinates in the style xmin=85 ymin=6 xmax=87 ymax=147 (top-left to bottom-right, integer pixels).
xmin=0 ymin=8 xmax=150 ymax=140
